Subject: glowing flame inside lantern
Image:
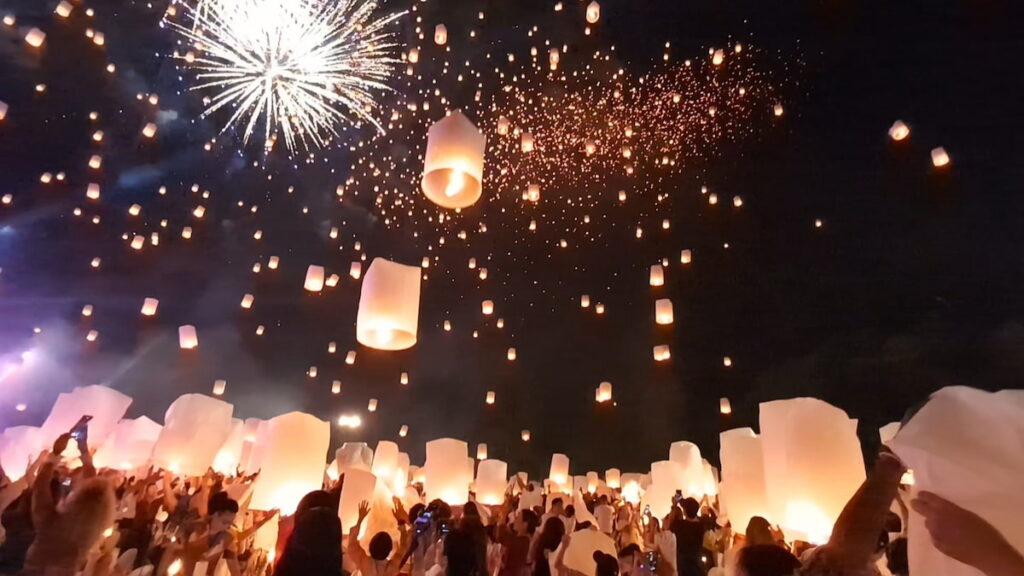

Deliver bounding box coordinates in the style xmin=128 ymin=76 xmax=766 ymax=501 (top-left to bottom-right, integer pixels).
xmin=445 ymin=170 xmax=465 ymax=198
xmin=783 ymin=501 xmax=833 ymax=545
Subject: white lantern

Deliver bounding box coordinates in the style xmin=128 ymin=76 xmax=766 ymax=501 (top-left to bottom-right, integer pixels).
xmin=585 ymin=471 xmax=599 ymax=493
xmin=669 ymin=441 xmax=708 ymax=497
xmin=212 ymin=419 xmax=245 ymax=474
xmin=581 ymin=295 xmax=591 ymax=308
xmin=356 ymin=258 xmax=422 ymax=350
xmin=497 ymin=116 xmax=510 ymax=135
xmin=888 ymin=120 xmax=910 ymax=141
xmin=371 ymin=440 xmax=400 ymax=478
xmin=0 ymin=100 xmax=8 ymax=121
xmin=653 ymin=345 xmax=671 ymax=361
xmin=720 ymin=397 xmax=732 ymax=414
xmin=93 ymin=417 xmax=162 ymax=471
xmin=773 ymin=103 xmax=784 ymax=117
xmin=605 ymin=468 xmax=621 ymax=489
xmin=151 ymin=394 xmax=234 ymax=476
xmin=507 ymin=347 xmax=517 ymax=361
xmin=24 ymin=28 xmax=45 ymax=47
xmin=585 ymin=1 xmax=600 ymax=24
xmin=142 ymin=123 xmax=158 ymax=138
xmin=240 ymin=294 xmax=254 ymax=309
xmin=485 ymin=391 xmax=496 ymax=405
xmin=368 ymin=398 xmax=378 ymax=412
xmin=212 ymin=380 xmax=227 ymax=396
xmin=304 ymin=265 xmax=325 ymax=292
xmin=476 ymin=443 xmax=488 ymax=460
xmin=55 ymin=1 xmax=73 ymax=17
xmin=526 ymin=184 xmax=541 ymax=202
xmin=680 ymin=250 xmax=692 ymax=264
xmin=481 ymin=299 xmax=494 ymax=315
xmin=760 ymin=398 xmax=866 ymax=544
xmin=719 ymin=427 xmax=770 ymax=535
xmin=178 ymin=325 xmax=198 ymax=349
xmin=655 ymin=299 xmax=673 ymax=325
xmin=0 ymin=427 xmax=45 ymax=480
xmin=422 ymin=111 xmax=486 ymax=209
xmin=521 ymin=132 xmax=534 ymax=152
xmin=521 ymin=430 xmax=531 ymax=442
xmin=596 ymin=381 xmax=612 ymax=403
xmin=336 ymin=443 xmax=374 ymax=476
xmin=399 ymin=424 xmax=408 ymax=437
xmin=41 ymin=385 xmax=132 ymax=448
xmin=141 ymin=298 xmax=159 ymax=316
xmin=423 ymin=438 xmax=471 ymax=504
xmin=475 ymin=459 xmax=507 ymax=505
xmin=549 ymin=453 xmax=570 ymax=486
xmin=649 ymin=264 xmax=665 ymax=286
xmin=931 ymin=147 xmax=950 ymax=167
xmin=434 ymin=24 xmax=447 ymax=45
xmin=564 ymin=530 xmax=616 ymax=576
xmin=339 ymin=469 xmax=378 ymax=535
xmin=350 ymin=261 xmax=362 ymax=279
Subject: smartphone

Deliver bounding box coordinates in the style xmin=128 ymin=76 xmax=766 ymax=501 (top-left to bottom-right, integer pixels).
xmin=415 ymin=511 xmax=433 ymax=535
xmin=672 ymin=490 xmax=683 ymax=505
xmin=70 ymin=415 xmax=93 ymax=441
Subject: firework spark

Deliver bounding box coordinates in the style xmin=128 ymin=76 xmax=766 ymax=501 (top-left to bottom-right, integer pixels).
xmin=171 ymin=0 xmax=403 ymax=153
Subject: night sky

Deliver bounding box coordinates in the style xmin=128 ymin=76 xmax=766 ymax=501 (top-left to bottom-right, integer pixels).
xmin=1 ymin=0 xmax=1022 ymax=477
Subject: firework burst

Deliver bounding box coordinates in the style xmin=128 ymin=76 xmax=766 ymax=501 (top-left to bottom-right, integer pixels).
xmin=171 ymin=0 xmax=403 ymax=153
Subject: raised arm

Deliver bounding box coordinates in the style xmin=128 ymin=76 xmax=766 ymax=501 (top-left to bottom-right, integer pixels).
xmin=347 ymin=501 xmax=372 ymax=569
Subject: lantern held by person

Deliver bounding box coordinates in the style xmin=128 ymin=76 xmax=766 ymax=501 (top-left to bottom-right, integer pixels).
xmin=151 ymin=394 xmax=234 ymax=476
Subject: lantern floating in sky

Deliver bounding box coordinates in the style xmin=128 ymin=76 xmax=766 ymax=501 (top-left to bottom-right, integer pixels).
xmin=720 ymin=398 xmax=733 ymax=414
xmin=649 ymin=264 xmax=665 ymax=286
xmin=485 ymin=391 xmax=496 ymax=405
xmin=596 ymin=381 xmax=613 ymax=403
xmin=549 ymin=453 xmax=570 ymax=485
xmin=182 ymin=227 xmax=193 ymax=239
xmin=141 ymin=298 xmax=159 ymax=316
xmin=723 ymin=356 xmax=733 ymax=367
xmin=595 ymin=303 xmax=606 ymax=314
xmin=888 ymin=120 xmax=910 ymax=141
xmin=407 ymin=47 xmax=419 ymax=63
xmin=349 ymin=261 xmax=362 ymax=280
xmin=255 ymin=325 xmax=265 ymax=336
xmin=331 ymin=381 xmax=341 ymax=394
xmin=356 ymin=258 xmax=422 ymax=351
xmin=521 ymin=132 xmax=535 ymax=152
xmin=250 ymin=412 xmax=330 ymax=515
xmin=585 ymin=1 xmax=600 ymax=24
xmin=346 ymin=350 xmax=357 ymax=364
xmin=581 ymin=295 xmax=591 ymax=308
xmin=712 ymin=48 xmax=725 ymax=65
xmin=482 ymin=300 xmax=494 ymax=315
xmin=142 ymin=123 xmax=158 ymax=138
xmin=88 ymin=155 xmax=102 ymax=169
xmin=507 ymin=347 xmax=517 ymax=361
xmin=549 ymin=47 xmax=560 ymax=69
xmin=422 ymin=111 xmax=486 ymax=209
xmin=814 ymin=219 xmax=824 ymax=229
xmin=367 ymin=399 xmax=378 ymax=412
xmin=86 ymin=183 xmax=101 ymax=200
xmin=584 ymin=139 xmax=596 ymax=155
xmin=479 ymin=268 xmax=488 ymax=280
xmin=86 ymin=330 xmax=99 ymax=342
xmin=240 ymin=294 xmax=254 ymax=309
xmin=212 ymin=380 xmax=227 ymax=396
xmin=719 ymin=427 xmax=769 ymax=537
xmin=476 ymin=443 xmax=488 ymax=460
xmin=521 ymin=430 xmax=531 ymax=442
xmin=709 ymin=193 xmax=718 ymax=205
xmin=931 ymin=147 xmax=950 ymax=167
xmin=24 ymin=28 xmax=45 ymax=48
xmin=733 ymin=196 xmax=744 ymax=208
xmin=434 ymin=24 xmax=447 ymax=45
xmin=773 ymin=103 xmax=785 ymax=117
xmin=178 ymin=325 xmax=198 ymax=349
xmin=399 ymin=425 xmax=408 ymax=437
xmin=497 ymin=116 xmax=510 ymax=135
xmin=304 ymin=265 xmax=325 ymax=292
xmin=130 ymin=235 xmax=144 ymax=250
xmin=527 ymin=184 xmax=541 ymax=202
xmin=653 ymin=345 xmax=671 ymax=362
xmin=81 ymin=305 xmax=93 ymax=317
xmin=476 ymin=458 xmax=507 ymax=505
xmin=0 ymin=101 xmax=7 ymax=121
xmin=655 ymin=299 xmax=674 ymax=325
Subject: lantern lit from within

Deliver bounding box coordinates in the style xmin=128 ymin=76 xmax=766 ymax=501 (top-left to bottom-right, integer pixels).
xmin=475 ymin=459 xmax=507 ymax=505
xmin=520 ymin=132 xmax=534 ymax=152
xmin=653 ymin=345 xmax=671 ymax=362
xmin=481 ymin=300 xmax=494 ymax=315
xmin=367 ymin=399 xmax=378 ymax=412
xmin=595 ymin=303 xmax=605 ymax=314
xmin=549 ymin=454 xmax=570 ymax=485
xmin=346 ymin=351 xmax=356 ymax=364
xmin=399 ymin=425 xmax=408 ymax=437
xmin=931 ymin=147 xmax=950 ymax=167
xmin=655 ymin=299 xmax=674 ymax=325
xmin=773 ymin=103 xmax=784 ymax=117
xmin=712 ymin=48 xmax=725 ymax=65
xmin=888 ymin=120 xmax=910 ymax=141
xmin=24 ymin=28 xmax=45 ymax=47
xmin=86 ymin=183 xmax=101 ymax=200
xmin=182 ymin=227 xmax=193 ymax=239
xmin=86 ymin=330 xmax=99 ymax=342
xmin=142 ymin=123 xmax=157 ymax=138
xmin=304 ymin=265 xmax=325 ymax=292
xmin=81 ymin=305 xmax=93 ymax=317
xmin=476 ymin=443 xmax=488 ymax=460
xmin=423 ymin=438 xmax=472 ymax=504
xmin=349 ymin=262 xmax=362 ymax=279
xmin=422 ymin=111 xmax=486 ymax=209
xmin=581 ymin=295 xmax=591 ymax=308
xmin=88 ymin=155 xmax=102 ymax=169
xmin=250 ymin=412 xmax=330 ymax=515
xmin=141 ymin=298 xmax=159 ymax=316
xmin=213 ymin=380 xmax=227 ymax=396
xmin=596 ymin=381 xmax=613 ymax=403
xmin=649 ymin=265 xmax=665 ymax=286
xmin=356 ymin=258 xmax=422 ymax=351
xmin=407 ymin=48 xmax=419 ymax=63
xmin=497 ymin=116 xmax=510 ymax=135
xmin=485 ymin=391 xmax=496 ymax=405
xmin=720 ymin=398 xmax=732 ymax=414
xmin=723 ymin=357 xmax=733 ymax=367
xmin=178 ymin=325 xmax=198 ymax=349
xmin=434 ymin=24 xmax=447 ymax=45
xmin=585 ymin=1 xmax=600 ymax=24
xmin=733 ymin=196 xmax=744 ymax=208
xmin=240 ymin=294 xmax=254 ymax=309
xmin=527 ymin=184 xmax=541 ymax=202
xmin=0 ymin=101 xmax=7 ymax=121
xmin=680 ymin=249 xmax=692 ymax=264
xmin=521 ymin=430 xmax=531 ymax=442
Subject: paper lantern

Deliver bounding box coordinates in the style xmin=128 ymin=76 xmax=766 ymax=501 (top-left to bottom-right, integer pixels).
xmin=724 ymin=356 xmax=733 ymax=367
xmin=605 ymin=468 xmax=620 ymax=489
xmin=349 ymin=261 xmax=362 ymax=279
xmin=207 ymin=379 xmax=226 ymax=396
xmin=407 ymin=47 xmax=419 ymax=64
xmin=564 ymin=530 xmax=616 ymax=576
xmin=702 ymin=459 xmax=720 ymax=497
xmin=720 ymin=397 xmax=732 ymax=414
xmin=331 ymin=380 xmax=341 ymax=394
xmin=434 ymin=24 xmax=447 ymax=45
xmin=476 ymin=443 xmax=488 ymax=460
xmin=507 ymin=347 xmax=517 ymax=361
xmin=521 ymin=132 xmax=534 ymax=152
xmin=526 ymin=184 xmax=541 ymax=202
xmin=0 ymin=427 xmax=45 ymax=480
xmin=549 ymin=453 xmax=570 ymax=485
xmin=596 ymin=381 xmax=612 ymax=403
xmin=595 ymin=303 xmax=606 ymax=314
xmin=24 ymin=28 xmax=45 ymax=47
xmin=268 ymin=256 xmax=279 ymax=269
xmin=81 ymin=304 xmax=93 ymax=317
xmin=888 ymin=120 xmax=910 ymax=141
xmin=399 ymin=424 xmax=408 ymax=437
xmin=422 ymin=111 xmax=486 ymax=209
xmin=585 ymin=1 xmax=600 ymax=24
xmin=41 ymin=385 xmax=132 ymax=449
xmin=654 ymin=299 xmax=673 ymax=325
xmin=142 ymin=123 xmax=157 ymax=138
xmin=372 ymin=440 xmax=400 ymax=478
xmin=141 ymin=298 xmax=159 ymax=316
xmin=931 ymin=147 xmax=950 ymax=167
xmin=497 ymin=116 xmax=510 ymax=135
xmin=423 ymin=438 xmax=471 ymax=504
xmin=773 ymin=103 xmax=784 ymax=117
xmin=151 ymin=394 xmax=234 ymax=476
xmin=212 ymin=419 xmax=245 ymax=473
xmin=400 ymin=371 xmax=409 ymax=385
xmin=182 ymin=227 xmax=193 ymax=239
xmin=298 ymin=264 xmax=326 ymax=292
xmin=669 ymin=441 xmax=708 ymax=497
xmin=55 ymin=1 xmax=73 ymax=17
xmin=0 ymin=100 xmax=7 ymax=121
xmin=719 ymin=428 xmax=770 ymax=535
xmin=733 ymin=195 xmax=744 ymax=208
xmin=475 ymin=459 xmax=507 ymax=505
xmin=585 ymin=471 xmax=599 ymax=494
xmin=485 ymin=391 xmax=496 ymax=405
xmin=178 ymin=325 xmax=198 ymax=349
xmin=239 ymin=294 xmax=254 ymax=309
xmin=336 ymin=443 xmax=373 ymax=475
xmin=346 ymin=350 xmax=357 ymax=364
xmin=86 ymin=183 xmax=101 ymax=200
xmin=521 ymin=430 xmax=531 ymax=442
xmin=581 ymin=295 xmax=591 ymax=308
xmin=760 ymin=398 xmax=866 ymax=543
xmin=481 ymin=299 xmax=494 ymax=315
xmin=479 ymin=268 xmax=488 ymax=280
xmin=356 ymin=258 xmax=421 ymax=350
xmin=339 ymin=469 xmax=378 ymax=535
xmin=653 ymin=345 xmax=671 ymax=361
xmin=326 ymin=274 xmax=339 ymax=287
xmin=367 ymin=398 xmax=378 ymax=412
xmin=93 ymin=417 xmax=162 ymax=471
xmin=649 ymin=264 xmax=665 ymax=286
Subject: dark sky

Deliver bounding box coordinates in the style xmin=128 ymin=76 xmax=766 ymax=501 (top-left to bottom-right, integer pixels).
xmin=1 ymin=0 xmax=1022 ymax=477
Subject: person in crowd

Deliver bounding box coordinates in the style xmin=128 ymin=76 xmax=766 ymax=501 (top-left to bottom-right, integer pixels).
xmin=736 ymin=545 xmax=801 ymax=576
xmin=617 ymin=543 xmax=643 ymax=576
xmin=494 ymin=495 xmax=538 ymax=576
xmin=275 ymin=506 xmax=343 ymax=576
xmin=445 ymin=503 xmax=488 ymax=576
xmin=643 ymin=516 xmax=676 ymax=576
xmin=159 ymin=491 xmax=241 ymax=576
xmin=594 ymin=496 xmax=615 ymax=536
xmin=594 ymin=550 xmax=620 ymax=576
xmin=614 ymin=505 xmax=641 ymax=550
xmin=670 ymin=498 xmax=715 ymax=576
xmin=530 ymin=516 xmax=566 ymax=576
xmin=348 ymin=499 xmax=411 ymax=576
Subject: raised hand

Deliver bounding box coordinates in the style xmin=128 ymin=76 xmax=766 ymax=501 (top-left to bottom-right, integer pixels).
xmin=911 ymin=491 xmax=1024 ymax=576
xmin=358 ymin=500 xmax=371 ymax=523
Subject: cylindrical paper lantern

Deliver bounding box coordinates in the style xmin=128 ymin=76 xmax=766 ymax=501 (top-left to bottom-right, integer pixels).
xmin=586 ymin=471 xmax=599 ymax=493
xmin=581 ymin=295 xmax=591 ymax=308
xmin=497 ymin=116 xmax=510 ymax=135
xmin=605 ymin=468 xmax=621 ymax=489
xmin=649 ymin=264 xmax=665 ymax=286
xmin=422 ymin=111 xmax=486 ymax=209
xmin=507 ymin=347 xmax=517 ymax=361
xmin=151 ymin=394 xmax=234 ymax=476
xmin=399 ymin=425 xmax=409 ymax=437
xmin=720 ymin=398 xmax=732 ymax=414
xmin=336 ymin=443 xmax=373 ymax=476
xmin=655 ymin=299 xmax=673 ymax=325
xmin=680 ymin=249 xmax=692 ymax=264
xmin=653 ymin=345 xmax=671 ymax=361
xmin=212 ymin=419 xmax=245 ymax=474
xmin=475 ymin=459 xmax=508 ymax=505
xmin=41 ymin=385 xmax=132 ymax=449
xmin=481 ymin=300 xmax=494 ymax=315
xmin=372 ymin=440 xmax=400 ymax=478
xmin=521 ymin=430 xmax=531 ymax=442
xmin=141 ymin=298 xmax=159 ymax=316
xmin=485 ymin=391 xmax=496 ymax=405
xmin=596 ymin=381 xmax=612 ymax=403
xmin=476 ymin=443 xmax=488 ymax=460
xmin=24 ymin=28 xmax=45 ymax=47
xmin=669 ymin=441 xmax=708 ymax=497
xmin=931 ymin=147 xmax=950 ymax=167
xmin=240 ymin=294 xmax=254 ymax=309
xmin=434 ymin=24 xmax=447 ymax=45
xmin=0 ymin=427 xmax=45 ymax=480
xmin=178 ymin=325 xmax=198 ymax=349
xmin=549 ymin=453 xmax=570 ymax=486
xmin=585 ymin=1 xmax=600 ymax=24
xmin=350 ymin=261 xmax=362 ymax=279
xmin=888 ymin=120 xmax=910 ymax=141
xmin=304 ymin=265 xmax=325 ymax=292
xmin=521 ymin=132 xmax=534 ymax=152
xmin=93 ymin=417 xmax=162 ymax=471
xmin=212 ymin=380 xmax=227 ymax=396
xmin=339 ymin=469 xmax=378 ymax=535
xmin=423 ymin=438 xmax=470 ymax=504
xmin=357 ymin=258 xmax=422 ymax=350
xmin=368 ymin=398 xmax=378 ymax=412
xmin=719 ymin=427 xmax=770 ymax=535
xmin=0 ymin=100 xmax=8 ymax=121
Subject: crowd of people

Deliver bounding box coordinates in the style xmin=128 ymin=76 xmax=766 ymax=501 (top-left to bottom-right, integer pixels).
xmin=0 ymin=427 xmax=1021 ymax=576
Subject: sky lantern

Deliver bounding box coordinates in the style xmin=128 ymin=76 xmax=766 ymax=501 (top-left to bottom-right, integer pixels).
xmin=181 ymin=226 xmax=193 ymax=239
xmin=581 ymin=295 xmax=591 ymax=308
xmin=475 ymin=459 xmax=507 ymax=505
xmin=723 ymin=356 xmax=733 ymax=367
xmin=507 ymin=347 xmax=517 ymax=361
xmin=400 ymin=372 xmax=409 ymax=385
xmin=485 ymin=391 xmax=496 ymax=405
xmin=371 ymin=440 xmax=400 ymax=478
xmin=719 ymin=427 xmax=770 ymax=535
xmin=888 ymin=120 xmax=910 ymax=141
xmin=549 ymin=454 xmax=571 ymax=487
xmin=521 ymin=132 xmax=535 ymax=152
xmin=399 ymin=424 xmax=408 ymax=437
xmin=0 ymin=427 xmax=45 ymax=480
xmin=476 ymin=443 xmax=488 ymax=460
xmin=0 ymin=100 xmax=7 ymax=121
xmin=481 ymin=299 xmax=494 ymax=315
xmin=151 ymin=394 xmax=234 ymax=476
xmin=605 ymin=468 xmax=621 ymax=489
xmin=350 ymin=261 xmax=362 ymax=279
xmin=773 ymin=103 xmax=785 ymax=117
xmin=24 ymin=28 xmax=45 ymax=48
xmin=712 ymin=48 xmax=725 ymax=65
xmin=649 ymin=264 xmax=665 ymax=286
xmin=268 ymin=256 xmax=280 ymax=269
xmin=708 ymin=193 xmax=718 ymax=205
xmin=142 ymin=123 xmax=158 ymax=138
xmin=760 ymin=398 xmax=866 ymax=544
xmin=85 ymin=329 xmax=99 ymax=342
xmin=346 ymin=350 xmax=356 ymax=364
xmin=356 ymin=258 xmax=422 ymax=351
xmin=497 ymin=116 xmax=510 ymax=135
xmin=584 ymin=139 xmax=596 ymax=155
xmin=422 ymin=112 xmax=487 ymax=210
xmin=81 ymin=304 xmax=93 ymax=317
xmin=527 ymin=184 xmax=541 ymax=202
xmin=304 ymin=265 xmax=325 ymax=292
xmin=434 ymin=24 xmax=447 ymax=45
xmin=407 ymin=47 xmax=419 ymax=63
xmin=596 ymin=381 xmax=613 ymax=403
xmin=141 ymin=298 xmax=159 ymax=316
xmin=331 ymin=381 xmax=341 ymax=394
xmin=367 ymin=399 xmax=378 ymax=412
xmin=41 ymin=386 xmax=132 ymax=451
xmin=595 ymin=303 xmax=606 ymax=314
xmin=655 ymin=299 xmax=674 ymax=325
xmin=720 ymin=398 xmax=732 ymax=414
xmin=178 ymin=325 xmax=198 ymax=349
xmin=585 ymin=1 xmax=600 ymax=23
xmin=212 ymin=379 xmax=227 ymax=396
xmin=549 ymin=47 xmax=560 ymax=69
xmin=92 ymin=416 xmax=162 ymax=471
xmin=521 ymin=430 xmax=531 ymax=442
xmin=733 ymin=195 xmax=744 ymax=208
xmin=424 ymin=438 xmax=471 ymax=504
xmin=653 ymin=345 xmax=671 ymax=361
xmin=86 ymin=183 xmax=101 ymax=200
xmin=339 ymin=469 xmax=377 ymax=535
xmin=931 ymin=147 xmax=950 ymax=167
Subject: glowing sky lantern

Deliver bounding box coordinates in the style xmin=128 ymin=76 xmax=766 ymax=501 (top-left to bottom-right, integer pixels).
xmin=151 ymin=394 xmax=234 ymax=476
xmin=888 ymin=120 xmax=910 ymax=141
xmin=596 ymin=381 xmax=613 ymax=403
xmin=581 ymin=295 xmax=591 ymax=308
xmin=481 ymin=299 xmax=495 ymax=315
xmin=475 ymin=459 xmax=507 ymax=505
xmin=41 ymin=386 xmax=132 ymax=451
xmin=653 ymin=344 xmax=671 ymax=361
xmin=304 ymin=265 xmax=325 ymax=292
xmin=422 ymin=111 xmax=486 ymax=209
xmin=399 ymin=424 xmax=408 ymax=437
xmin=549 ymin=47 xmax=560 ymax=69
xmin=485 ymin=391 xmax=496 ymax=405
xmin=521 ymin=132 xmax=535 ymax=152
xmin=407 ymin=47 xmax=419 ymax=64
xmin=349 ymin=261 xmax=362 ymax=279
xmin=507 ymin=347 xmax=517 ymax=361
xmin=668 ymin=441 xmax=709 ymax=497
xmin=476 ymin=443 xmax=488 ymax=460
xmin=526 ymin=183 xmax=541 ymax=202
xmin=605 ymin=468 xmax=621 ymax=489
xmin=92 ymin=416 xmax=161 ymax=471
xmin=178 ymin=325 xmax=198 ymax=349
xmin=497 ymin=116 xmax=510 ymax=135
xmin=649 ymin=264 xmax=665 ymax=286
xmin=336 ymin=442 xmax=373 ymax=476
xmin=371 ymin=440 xmax=400 ymax=478
xmin=773 ymin=103 xmax=785 ymax=117
xmin=356 ymin=258 xmax=422 ymax=351
xmin=339 ymin=469 xmax=377 ymax=535
xmin=931 ymin=147 xmax=950 ymax=167
xmin=654 ymin=299 xmax=674 ymax=325
xmin=720 ymin=397 xmax=732 ymax=414
xmin=760 ymin=398 xmax=866 ymax=543
xmin=86 ymin=183 xmax=101 ymax=200
xmin=434 ymin=24 xmax=447 ymax=45
xmin=24 ymin=28 xmax=45 ymax=47
xmin=549 ymin=453 xmax=570 ymax=486
xmin=521 ymin=430 xmax=531 ymax=442
xmin=240 ymin=294 xmax=254 ymax=309
xmin=54 ymin=1 xmax=73 ymax=17
xmin=0 ymin=427 xmax=45 ymax=480
xmin=367 ymin=398 xmax=378 ymax=412
xmin=585 ymin=1 xmax=600 ymax=24
xmin=142 ymin=123 xmax=158 ymax=138
xmin=423 ymin=438 xmax=471 ymax=504
xmin=140 ymin=298 xmax=159 ymax=316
